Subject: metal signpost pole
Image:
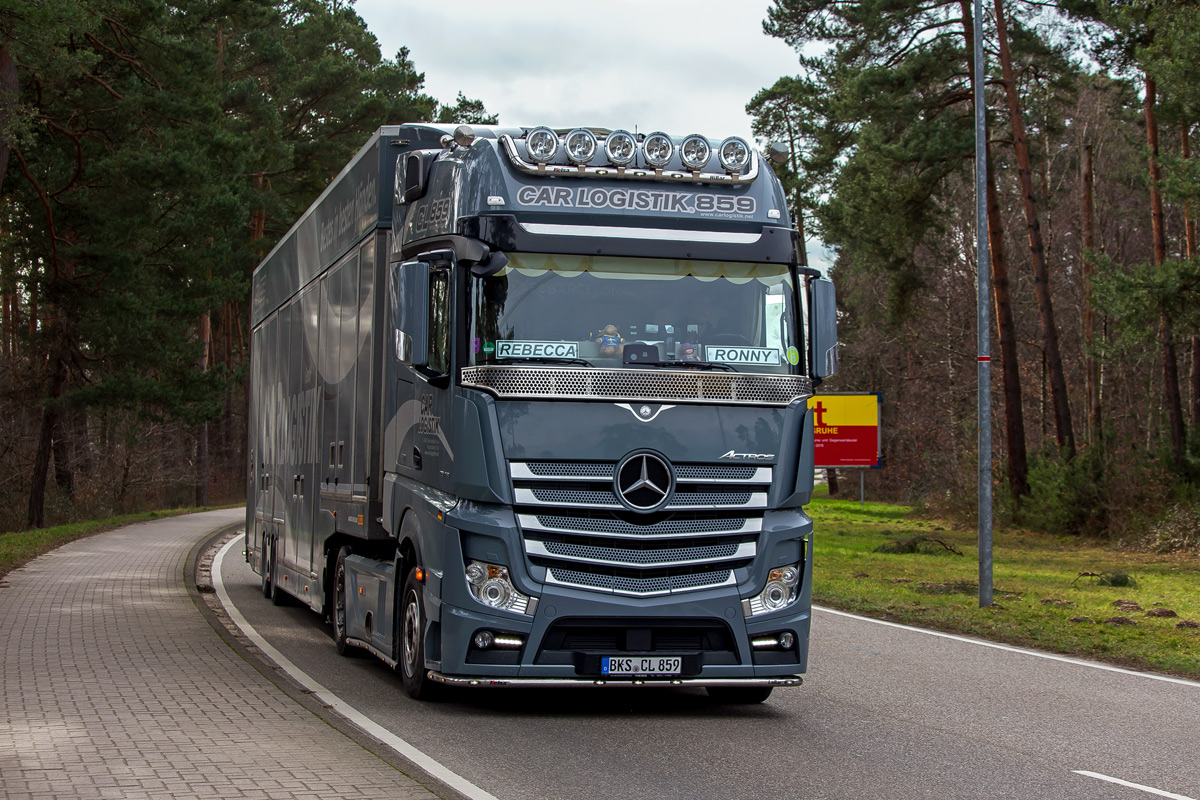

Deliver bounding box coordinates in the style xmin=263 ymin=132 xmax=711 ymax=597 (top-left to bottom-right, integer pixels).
xmin=974 ymin=0 xmax=994 ymax=606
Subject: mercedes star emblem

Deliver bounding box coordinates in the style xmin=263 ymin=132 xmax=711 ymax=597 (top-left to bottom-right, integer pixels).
xmin=614 ymin=451 xmax=674 ymax=512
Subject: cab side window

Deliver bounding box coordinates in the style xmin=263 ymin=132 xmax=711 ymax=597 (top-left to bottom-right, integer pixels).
xmin=428 ymin=267 xmax=450 ymax=376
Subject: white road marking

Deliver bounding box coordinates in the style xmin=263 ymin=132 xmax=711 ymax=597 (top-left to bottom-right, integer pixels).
xmin=1074 ymin=770 xmax=1197 ymax=800
xmin=815 ymin=606 xmax=1200 ymax=689
xmin=212 ymin=537 xmax=501 ymax=800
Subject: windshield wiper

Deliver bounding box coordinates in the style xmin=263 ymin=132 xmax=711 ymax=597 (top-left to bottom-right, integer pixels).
xmin=636 ymin=359 xmax=735 ymax=372
xmin=496 ymin=356 xmax=596 ymax=368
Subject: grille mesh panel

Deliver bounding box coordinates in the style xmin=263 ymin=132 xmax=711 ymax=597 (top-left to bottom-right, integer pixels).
xmin=549 ymin=567 xmax=733 ymax=595
xmin=530 ymin=514 xmax=750 ymax=537
xmin=537 ymin=540 xmax=741 ymax=565
xmin=462 ymin=366 xmax=811 ymax=406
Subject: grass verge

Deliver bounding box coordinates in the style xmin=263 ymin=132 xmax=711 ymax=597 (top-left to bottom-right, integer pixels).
xmin=810 ymin=494 xmax=1200 ymax=680
xmin=0 ymin=508 xmax=225 ymax=581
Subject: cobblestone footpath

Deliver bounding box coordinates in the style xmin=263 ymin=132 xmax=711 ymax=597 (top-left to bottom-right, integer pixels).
xmin=0 ymin=509 xmax=442 ymax=800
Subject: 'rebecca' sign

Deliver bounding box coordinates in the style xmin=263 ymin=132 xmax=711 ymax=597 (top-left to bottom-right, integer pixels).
xmin=516 ymin=185 xmax=756 ymax=217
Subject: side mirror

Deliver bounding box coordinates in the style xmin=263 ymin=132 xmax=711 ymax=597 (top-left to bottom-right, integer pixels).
xmin=390 ymin=260 xmax=430 ymax=368
xmin=810 ymin=277 xmax=838 ymax=379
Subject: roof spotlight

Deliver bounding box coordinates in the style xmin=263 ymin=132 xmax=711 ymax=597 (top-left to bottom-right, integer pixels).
xmin=680 ymin=134 xmax=711 ymax=171
xmin=565 ymin=129 xmax=598 ymax=165
xmin=642 ymin=132 xmax=674 ymax=169
xmin=604 ymin=130 xmax=637 ymax=166
xmin=526 ymin=127 xmax=559 ymax=164
xmin=719 ymin=137 xmax=752 ymax=173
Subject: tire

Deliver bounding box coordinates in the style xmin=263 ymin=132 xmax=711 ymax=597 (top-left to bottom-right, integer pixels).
xmin=269 ymin=535 xmax=288 ymax=606
xmin=332 ymin=546 xmax=361 ymax=657
xmin=399 ymin=566 xmax=438 ymax=700
xmin=705 ymin=686 xmax=774 ymax=704
xmin=260 ymin=534 xmax=273 ymax=599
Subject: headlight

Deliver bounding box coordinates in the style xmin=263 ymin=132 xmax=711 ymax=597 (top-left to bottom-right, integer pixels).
xmin=680 ymin=134 xmax=711 ymax=170
xmin=642 ymin=132 xmax=674 ymax=168
xmin=719 ymin=136 xmax=751 ymax=172
xmin=604 ymin=130 xmax=636 ymax=166
xmin=744 ymin=562 xmax=801 ymax=616
xmin=465 ymin=560 xmax=532 ymax=614
xmin=565 ymin=129 xmax=598 ymax=164
xmin=526 ymin=127 xmax=559 ymax=163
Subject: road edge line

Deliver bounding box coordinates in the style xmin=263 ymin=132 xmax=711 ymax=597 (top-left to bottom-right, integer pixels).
xmin=1073 ymin=770 xmax=1197 ymax=800
xmin=814 ymin=605 xmax=1200 ymax=688
xmin=212 ymin=537 xmax=501 ymax=800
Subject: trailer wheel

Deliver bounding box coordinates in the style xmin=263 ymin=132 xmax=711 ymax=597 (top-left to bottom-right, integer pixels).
xmin=705 ymin=686 xmax=774 ymax=704
xmin=333 ymin=547 xmax=358 ymax=656
xmin=399 ymin=567 xmax=438 ymax=700
xmin=268 ymin=536 xmax=288 ymax=606
xmin=260 ymin=534 xmax=273 ymax=599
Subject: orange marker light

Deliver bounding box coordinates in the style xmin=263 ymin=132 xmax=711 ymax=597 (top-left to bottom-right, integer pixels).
xmin=415 ymin=567 xmax=425 ymax=583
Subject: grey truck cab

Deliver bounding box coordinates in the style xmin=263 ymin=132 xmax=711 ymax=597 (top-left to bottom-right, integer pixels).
xmin=247 ymin=124 xmax=837 ymax=703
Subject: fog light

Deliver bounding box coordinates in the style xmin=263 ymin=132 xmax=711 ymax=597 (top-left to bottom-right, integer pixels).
xmin=474 ymin=630 xmax=495 ymax=649
xmin=680 ymin=134 xmax=711 ymax=170
xmin=642 ymin=132 xmax=674 ymax=168
xmin=778 ymin=631 xmax=796 ymax=649
xmin=605 ymin=130 xmax=636 ymax=166
xmin=526 ymin=127 xmax=558 ymax=163
xmin=719 ymin=136 xmax=751 ymax=172
xmin=565 ymin=129 xmax=598 ymax=164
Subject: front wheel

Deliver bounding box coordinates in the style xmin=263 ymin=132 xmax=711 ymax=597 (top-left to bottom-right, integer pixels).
xmin=705 ymin=686 xmax=774 ymax=704
xmin=332 ymin=547 xmax=358 ymax=657
xmin=399 ymin=567 xmax=439 ymax=700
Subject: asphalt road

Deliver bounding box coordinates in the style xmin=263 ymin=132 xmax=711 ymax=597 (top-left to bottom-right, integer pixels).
xmin=214 ymin=537 xmax=1200 ymax=800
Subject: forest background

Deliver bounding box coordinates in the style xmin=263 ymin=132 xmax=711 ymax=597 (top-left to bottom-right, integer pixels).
xmin=1 ymin=0 xmax=1197 ymax=553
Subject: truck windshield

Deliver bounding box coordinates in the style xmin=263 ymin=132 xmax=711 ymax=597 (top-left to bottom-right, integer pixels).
xmin=468 ymin=253 xmax=801 ymax=374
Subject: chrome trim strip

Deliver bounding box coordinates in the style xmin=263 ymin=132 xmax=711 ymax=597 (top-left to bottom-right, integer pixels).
xmin=516 ymin=513 xmax=763 ymax=539
xmin=518 ymin=222 xmax=761 ymax=244
xmin=499 ymin=134 xmax=760 ymax=184
xmin=525 ymin=540 xmax=756 ymax=569
xmin=429 ymin=672 xmax=802 ymax=689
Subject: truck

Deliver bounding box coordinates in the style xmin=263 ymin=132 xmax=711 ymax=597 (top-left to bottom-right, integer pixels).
xmin=246 ymin=123 xmax=838 ymax=702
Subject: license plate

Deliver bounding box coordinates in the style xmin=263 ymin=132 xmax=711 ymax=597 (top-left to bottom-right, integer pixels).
xmin=601 ymin=656 xmax=682 ymax=676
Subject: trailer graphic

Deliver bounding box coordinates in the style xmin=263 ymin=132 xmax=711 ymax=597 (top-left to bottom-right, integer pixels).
xmin=246 ymin=124 xmax=838 ymax=702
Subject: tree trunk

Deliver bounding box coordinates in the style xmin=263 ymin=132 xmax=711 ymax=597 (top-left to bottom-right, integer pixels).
xmin=959 ymin=0 xmax=1029 ymax=498
xmin=0 ymin=42 xmax=18 ymax=192
xmin=28 ymin=346 xmax=66 ymax=529
xmin=994 ymin=0 xmax=1075 ymax=459
xmin=1182 ymin=123 xmax=1198 ymax=429
xmin=1081 ymin=144 xmax=1102 ymax=449
xmin=1145 ymin=76 xmax=1186 ymax=465
xmin=986 ymin=147 xmax=1030 ymax=498
xmin=196 ymin=311 xmax=211 ymax=506
xmin=826 ymin=468 xmax=839 ymax=496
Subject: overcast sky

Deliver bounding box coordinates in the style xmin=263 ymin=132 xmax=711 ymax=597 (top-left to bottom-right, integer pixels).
xmin=353 ymin=0 xmax=801 ymax=145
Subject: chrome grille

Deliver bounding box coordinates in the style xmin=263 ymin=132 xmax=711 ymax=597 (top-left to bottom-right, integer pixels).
xmin=511 ymin=459 xmax=771 ymax=596
xmin=462 ymin=366 xmax=811 ymax=406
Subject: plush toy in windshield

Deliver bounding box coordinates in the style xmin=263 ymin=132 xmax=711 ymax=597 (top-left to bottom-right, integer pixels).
xmin=594 ymin=324 xmax=623 ymax=356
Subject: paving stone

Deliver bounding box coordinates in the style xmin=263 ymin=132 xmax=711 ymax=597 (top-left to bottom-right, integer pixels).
xmin=1 ymin=510 xmax=442 ymax=800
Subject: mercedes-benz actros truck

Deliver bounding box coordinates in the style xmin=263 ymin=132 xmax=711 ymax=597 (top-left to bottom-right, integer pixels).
xmin=246 ymin=123 xmax=837 ymax=702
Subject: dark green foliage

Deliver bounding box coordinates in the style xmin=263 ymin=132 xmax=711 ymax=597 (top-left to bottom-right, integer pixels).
xmin=0 ymin=0 xmax=492 ymax=526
